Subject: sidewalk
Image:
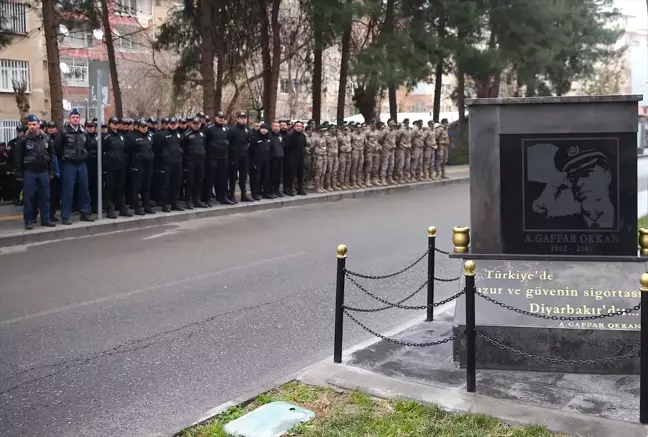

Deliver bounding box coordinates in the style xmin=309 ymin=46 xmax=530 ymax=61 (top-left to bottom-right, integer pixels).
xmin=296 ymin=303 xmax=648 ymax=437
xmin=0 ymin=166 xmax=468 ymax=247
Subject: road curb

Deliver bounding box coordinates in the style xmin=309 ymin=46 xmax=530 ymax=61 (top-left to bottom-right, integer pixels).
xmin=0 ymin=177 xmax=468 ymax=248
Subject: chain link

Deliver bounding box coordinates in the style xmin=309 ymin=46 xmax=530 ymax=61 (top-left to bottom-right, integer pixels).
xmin=476 ymin=331 xmax=639 ymax=365
xmin=344 ymin=249 xmax=429 ymax=280
xmin=435 ymin=247 xmax=451 ymax=255
xmin=344 ymin=309 xmax=463 ymax=347
xmin=344 ymin=287 xmax=467 ymax=312
xmin=434 ymin=275 xmax=461 ymax=282
xmin=476 ymin=291 xmax=641 ymax=321
xmin=345 ymin=274 xmax=466 ymax=310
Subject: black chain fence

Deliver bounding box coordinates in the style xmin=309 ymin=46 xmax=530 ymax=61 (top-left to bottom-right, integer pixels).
xmin=476 ymin=331 xmax=640 ymax=365
xmin=477 ymin=292 xmax=641 ymax=321
xmin=344 ymin=310 xmax=464 ymax=347
xmin=344 ymin=249 xmax=429 ymax=280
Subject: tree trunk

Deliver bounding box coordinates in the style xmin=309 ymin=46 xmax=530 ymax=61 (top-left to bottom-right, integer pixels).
xmin=312 ymin=22 xmax=323 ymax=124
xmin=457 ymin=66 xmax=466 ymax=127
xmin=199 ymin=0 xmax=216 ymax=116
xmin=215 ymin=51 xmax=223 ymax=111
xmin=99 ymin=0 xmax=123 ymax=118
xmin=432 ymin=11 xmax=446 ymax=123
xmin=353 ymin=86 xmax=377 ymax=122
xmin=336 ymin=22 xmax=352 ymax=124
xmin=42 ymin=0 xmax=63 ymax=124
xmin=259 ymin=0 xmax=272 ymax=122
xmin=388 ymin=85 xmax=397 ymax=120
xmin=266 ymin=0 xmax=281 ymax=122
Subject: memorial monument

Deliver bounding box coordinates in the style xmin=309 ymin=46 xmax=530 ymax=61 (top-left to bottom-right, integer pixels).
xmin=452 ymin=95 xmax=643 ymax=373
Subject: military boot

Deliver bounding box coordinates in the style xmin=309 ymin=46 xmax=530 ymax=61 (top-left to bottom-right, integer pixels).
xmin=441 ymin=166 xmax=449 ymax=180
xmin=107 ymin=205 xmax=118 ymax=219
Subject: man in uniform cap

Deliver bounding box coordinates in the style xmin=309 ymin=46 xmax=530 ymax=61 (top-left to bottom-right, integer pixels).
xmin=228 ymin=111 xmax=252 ymax=202
xmin=434 ymin=118 xmax=450 ymax=179
xmin=14 ymin=114 xmax=56 ymax=229
xmin=203 ymin=111 xmax=233 ymax=205
xmin=534 ymin=145 xmax=616 ymax=229
xmin=59 ymin=108 xmax=96 ymax=224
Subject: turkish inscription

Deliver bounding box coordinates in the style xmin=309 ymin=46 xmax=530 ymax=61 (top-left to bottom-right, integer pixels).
xmin=499 ymin=133 xmax=637 ymax=255
xmin=471 ymin=260 xmax=641 ymax=330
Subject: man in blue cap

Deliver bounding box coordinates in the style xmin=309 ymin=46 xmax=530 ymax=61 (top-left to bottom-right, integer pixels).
xmin=13 ymin=115 xmax=56 ymax=230
xmin=59 ymin=108 xmax=95 ymax=224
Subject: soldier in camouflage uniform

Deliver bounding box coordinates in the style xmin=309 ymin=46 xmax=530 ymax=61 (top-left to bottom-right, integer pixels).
xmin=350 ymin=123 xmax=365 ymax=188
xmin=410 ymin=120 xmax=424 ymax=181
xmin=423 ymin=121 xmax=437 ymax=180
xmin=304 ymin=126 xmax=314 ymax=189
xmin=396 ymin=119 xmax=412 ymax=183
xmin=434 ymin=118 xmax=450 ymax=180
xmin=363 ymin=122 xmax=379 ymax=187
xmin=325 ymin=125 xmax=340 ymax=190
xmin=337 ymin=125 xmax=352 ymax=189
xmin=379 ymin=120 xmax=397 ymax=185
xmin=312 ymin=125 xmax=328 ymax=193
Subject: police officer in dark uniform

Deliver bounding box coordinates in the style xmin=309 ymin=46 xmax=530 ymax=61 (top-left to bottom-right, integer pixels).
xmin=283 ymin=120 xmax=308 ymax=196
xmin=228 ymin=111 xmax=252 ymax=202
xmin=127 ymin=118 xmax=156 ymax=215
xmin=103 ymin=116 xmax=132 ymax=219
xmin=159 ymin=117 xmax=184 ymax=212
xmin=60 ymin=109 xmax=95 ymax=224
xmin=147 ymin=117 xmax=158 ymax=133
xmin=85 ymin=119 xmax=99 ymax=213
xmin=46 ymin=121 xmax=62 ymax=221
xmin=181 ymin=117 xmax=207 ymax=209
xmin=250 ymin=122 xmax=271 ymax=200
xmin=269 ymin=120 xmax=284 ymax=198
xmin=14 ymin=114 xmax=56 ymax=230
xmin=151 ymin=117 xmax=169 ymax=205
xmin=178 ymin=117 xmax=188 ymax=134
xmin=203 ymin=111 xmax=232 ymax=206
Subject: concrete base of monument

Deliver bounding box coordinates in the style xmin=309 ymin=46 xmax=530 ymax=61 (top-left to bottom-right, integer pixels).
xmin=451 ymin=317 xmax=639 ymax=374
xmin=451 ymin=259 xmax=643 ymax=374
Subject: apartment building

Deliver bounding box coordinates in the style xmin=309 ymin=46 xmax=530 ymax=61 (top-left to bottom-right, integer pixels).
xmin=0 ymin=0 xmax=46 ymax=143
xmin=0 ymin=0 xmax=174 ymax=143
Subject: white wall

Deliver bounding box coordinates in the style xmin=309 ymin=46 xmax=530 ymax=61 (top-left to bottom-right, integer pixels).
xmin=638 ymin=154 xmax=648 ymax=218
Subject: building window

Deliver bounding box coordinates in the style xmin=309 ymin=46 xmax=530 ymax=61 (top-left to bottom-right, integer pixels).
xmin=0 ymin=119 xmax=21 ymax=144
xmin=0 ymin=0 xmax=28 ymax=34
xmin=280 ymin=78 xmax=300 ymax=94
xmin=115 ymin=31 xmax=135 ymax=50
xmin=118 ymin=0 xmax=152 ymax=15
xmin=0 ymin=59 xmax=30 ymax=92
xmin=64 ymin=101 xmax=96 ymax=120
xmin=411 ymin=101 xmax=426 ymax=112
xmin=62 ymin=28 xmax=94 ymax=48
xmin=60 ymin=57 xmax=88 ymax=87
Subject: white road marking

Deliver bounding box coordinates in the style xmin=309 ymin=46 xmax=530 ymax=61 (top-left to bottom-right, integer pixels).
xmin=0 ymin=251 xmax=307 ymax=326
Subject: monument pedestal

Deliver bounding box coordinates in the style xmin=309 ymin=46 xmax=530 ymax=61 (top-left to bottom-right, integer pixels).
xmin=452 ymin=260 xmax=642 ymax=374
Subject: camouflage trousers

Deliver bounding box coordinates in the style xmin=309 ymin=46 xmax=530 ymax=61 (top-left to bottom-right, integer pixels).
xmin=395 ymin=148 xmax=411 ymax=180
xmin=313 ymin=155 xmax=327 ymax=188
xmin=350 ymin=150 xmax=364 ymax=185
xmin=364 ymin=151 xmax=375 ymax=181
xmin=438 ymin=145 xmax=448 ymax=168
xmin=304 ymin=154 xmax=313 ymax=185
xmin=380 ymin=149 xmax=395 ymax=180
xmin=338 ymin=152 xmax=351 ymax=186
xmin=410 ymin=148 xmax=423 ymax=178
xmin=325 ymin=154 xmax=339 ymax=188
xmin=423 ymin=147 xmax=434 ymax=176
xmin=372 ymin=150 xmax=381 ymax=178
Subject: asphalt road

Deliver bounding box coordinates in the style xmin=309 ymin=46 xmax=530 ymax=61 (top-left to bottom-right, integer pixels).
xmin=0 ymin=180 xmax=470 ymax=437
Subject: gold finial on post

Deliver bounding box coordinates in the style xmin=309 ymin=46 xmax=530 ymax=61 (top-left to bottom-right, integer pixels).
xmin=337 ymin=244 xmax=348 ymax=258
xmin=464 ymin=260 xmax=476 ymax=276
xmin=452 ymin=226 xmax=470 ymax=253
xmin=428 ymin=226 xmax=437 ymax=237
xmin=639 ymin=228 xmax=648 ymax=256
xmin=641 ymin=272 xmax=648 ymax=292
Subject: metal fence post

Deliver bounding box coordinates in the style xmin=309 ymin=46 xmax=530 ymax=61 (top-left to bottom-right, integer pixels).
xmin=640 ymin=271 xmax=648 ymax=423
xmin=464 ymin=260 xmax=476 ymax=393
xmin=333 ymin=244 xmax=347 ymax=364
xmin=427 ymin=226 xmax=436 ymax=321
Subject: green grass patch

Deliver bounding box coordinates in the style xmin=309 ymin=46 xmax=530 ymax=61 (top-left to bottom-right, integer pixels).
xmin=181 ymin=382 xmax=568 ymax=437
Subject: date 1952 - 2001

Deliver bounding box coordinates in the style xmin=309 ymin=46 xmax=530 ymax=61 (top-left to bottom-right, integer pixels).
xmin=550 ymin=245 xmax=592 ymax=253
